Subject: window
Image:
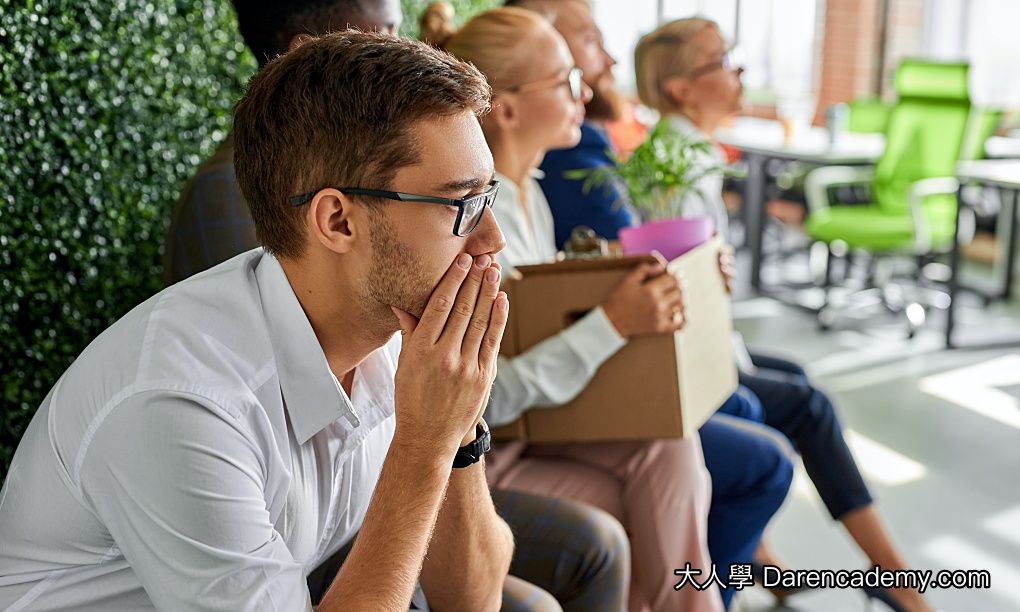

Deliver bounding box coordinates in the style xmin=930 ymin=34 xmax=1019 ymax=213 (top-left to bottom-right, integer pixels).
xmin=962 ymin=0 xmax=1020 ymax=107
xmin=592 ymin=0 xmax=818 ymax=101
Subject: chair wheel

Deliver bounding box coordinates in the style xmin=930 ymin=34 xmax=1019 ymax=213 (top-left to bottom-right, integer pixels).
xmin=818 ymin=307 xmax=836 ymax=330
xmin=905 ymin=303 xmax=925 ymax=339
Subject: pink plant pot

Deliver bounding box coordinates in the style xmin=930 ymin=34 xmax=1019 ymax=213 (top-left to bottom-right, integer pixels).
xmin=618 ymin=217 xmax=715 ymax=261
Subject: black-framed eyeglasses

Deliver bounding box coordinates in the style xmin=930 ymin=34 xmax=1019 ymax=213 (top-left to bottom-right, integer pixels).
xmin=509 ymin=67 xmax=584 ymax=101
xmin=289 ymin=180 xmax=500 ymax=237
xmin=687 ymin=47 xmax=744 ymax=79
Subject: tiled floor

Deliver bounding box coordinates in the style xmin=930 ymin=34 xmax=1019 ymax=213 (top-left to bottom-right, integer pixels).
xmin=726 ymin=249 xmax=1020 ymax=612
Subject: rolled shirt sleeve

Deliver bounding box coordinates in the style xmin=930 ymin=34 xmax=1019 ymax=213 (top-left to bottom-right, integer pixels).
xmin=486 ymin=306 xmax=626 ymax=427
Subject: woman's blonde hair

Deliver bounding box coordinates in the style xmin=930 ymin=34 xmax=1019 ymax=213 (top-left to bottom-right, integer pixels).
xmin=420 ymin=2 xmax=557 ymax=93
xmin=634 ymin=17 xmax=718 ymax=113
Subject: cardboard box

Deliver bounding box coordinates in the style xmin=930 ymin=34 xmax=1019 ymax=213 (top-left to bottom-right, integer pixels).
xmin=491 ymin=234 xmax=736 ymax=443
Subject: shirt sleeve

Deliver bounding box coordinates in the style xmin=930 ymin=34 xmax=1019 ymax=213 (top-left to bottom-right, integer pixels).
xmin=486 ymin=306 xmax=627 ymax=426
xmin=78 ymin=391 xmax=313 ymax=612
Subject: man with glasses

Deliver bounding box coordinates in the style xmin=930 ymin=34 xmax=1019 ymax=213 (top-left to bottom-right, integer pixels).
xmin=288 ymin=182 xmax=501 ymax=236
xmin=0 ymin=31 xmax=515 ymax=611
xmin=157 ymin=1 xmax=631 ymax=610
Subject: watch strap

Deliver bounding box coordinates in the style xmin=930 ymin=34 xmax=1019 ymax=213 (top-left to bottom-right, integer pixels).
xmin=452 ymin=419 xmax=491 ymax=468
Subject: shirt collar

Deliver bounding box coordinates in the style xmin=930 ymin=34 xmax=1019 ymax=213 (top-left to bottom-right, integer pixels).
xmin=254 ymin=252 xmax=358 ymax=444
xmin=665 ymin=114 xmax=715 ymax=144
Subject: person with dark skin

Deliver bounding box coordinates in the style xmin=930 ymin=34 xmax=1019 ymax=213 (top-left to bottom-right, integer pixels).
xmin=162 ymin=0 xmax=404 ymax=285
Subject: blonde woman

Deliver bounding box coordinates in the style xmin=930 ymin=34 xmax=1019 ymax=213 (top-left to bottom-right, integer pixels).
xmin=423 ymin=5 xmax=796 ymax=611
xmin=635 ymin=18 xmax=933 ymax=612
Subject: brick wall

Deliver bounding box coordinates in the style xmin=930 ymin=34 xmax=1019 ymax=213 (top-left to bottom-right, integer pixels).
xmin=814 ymin=0 xmax=882 ymax=122
xmin=774 ymin=0 xmax=925 ymax=124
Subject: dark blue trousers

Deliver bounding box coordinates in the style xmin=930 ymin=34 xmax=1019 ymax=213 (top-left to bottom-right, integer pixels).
xmin=700 ymin=414 xmax=793 ymax=608
xmin=737 ymin=354 xmax=873 ymax=521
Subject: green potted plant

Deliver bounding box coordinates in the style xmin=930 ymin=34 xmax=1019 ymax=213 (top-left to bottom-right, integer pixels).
xmin=569 ymin=121 xmax=732 ymax=260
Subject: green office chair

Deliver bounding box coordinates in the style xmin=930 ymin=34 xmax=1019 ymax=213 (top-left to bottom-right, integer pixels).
xmin=847 ymin=96 xmax=892 ymax=134
xmin=803 ymin=59 xmax=998 ymax=335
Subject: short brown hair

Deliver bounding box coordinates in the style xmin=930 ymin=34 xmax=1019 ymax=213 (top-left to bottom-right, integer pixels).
xmin=233 ymin=31 xmax=491 ymax=258
xmin=634 ymin=18 xmax=717 ymax=113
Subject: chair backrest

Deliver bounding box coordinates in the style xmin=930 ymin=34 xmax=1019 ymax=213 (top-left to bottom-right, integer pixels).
xmin=873 ymin=60 xmax=971 ymax=213
xmin=847 ymin=96 xmax=892 ymax=134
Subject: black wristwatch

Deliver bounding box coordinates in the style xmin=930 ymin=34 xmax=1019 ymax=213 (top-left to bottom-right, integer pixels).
xmin=452 ymin=419 xmax=491 ymax=468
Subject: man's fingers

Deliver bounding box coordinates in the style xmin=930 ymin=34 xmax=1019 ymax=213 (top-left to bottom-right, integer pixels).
xmin=417 ymin=253 xmax=473 ymax=345
xmin=461 ymin=264 xmax=501 ymax=358
xmin=478 ymin=291 xmax=509 ymax=370
xmin=391 ymin=306 xmax=419 ymax=337
xmin=439 ymin=254 xmax=490 ymax=346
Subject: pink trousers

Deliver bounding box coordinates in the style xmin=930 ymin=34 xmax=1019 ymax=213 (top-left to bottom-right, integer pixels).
xmin=486 ymin=436 xmax=724 ymax=612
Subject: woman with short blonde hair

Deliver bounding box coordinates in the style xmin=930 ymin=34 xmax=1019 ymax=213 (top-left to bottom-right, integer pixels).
xmin=633 ymin=19 xmax=935 ymax=612
xmin=633 ymin=17 xmax=718 ymax=115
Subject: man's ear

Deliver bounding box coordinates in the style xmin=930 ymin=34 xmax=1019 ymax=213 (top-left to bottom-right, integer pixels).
xmin=662 ymin=76 xmax=690 ymax=108
xmin=307 ymin=189 xmax=359 ymax=255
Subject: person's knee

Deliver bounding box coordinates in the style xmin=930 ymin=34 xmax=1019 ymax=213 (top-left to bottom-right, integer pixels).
xmin=765 ymin=447 xmax=795 ymax=508
xmin=502 ymin=575 xmax=563 ymax=612
xmin=558 ymin=503 xmax=630 ymax=611
xmin=808 ymin=387 xmax=838 ymax=424
xmin=583 ymin=505 xmax=630 ymax=571
xmin=716 ymin=386 xmax=765 ymax=422
xmin=742 ymin=432 xmax=795 ymax=508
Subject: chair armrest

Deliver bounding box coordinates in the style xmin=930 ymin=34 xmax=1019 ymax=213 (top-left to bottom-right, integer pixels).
xmin=907 ymin=176 xmax=959 ymax=252
xmin=804 ymin=165 xmax=876 ymax=214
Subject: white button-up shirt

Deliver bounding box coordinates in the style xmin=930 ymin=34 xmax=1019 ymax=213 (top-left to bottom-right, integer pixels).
xmin=0 ymin=250 xmax=399 ymax=611
xmin=666 ymin=114 xmax=730 ymax=241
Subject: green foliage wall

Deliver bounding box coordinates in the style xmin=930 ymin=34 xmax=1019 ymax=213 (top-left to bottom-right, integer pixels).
xmin=0 ymin=0 xmax=502 ymax=481
xmin=0 ymin=1 xmax=256 ymax=478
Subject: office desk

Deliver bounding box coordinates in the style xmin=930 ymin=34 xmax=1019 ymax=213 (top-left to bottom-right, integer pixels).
xmin=985 ymin=135 xmax=1020 ymax=159
xmin=715 ymin=117 xmax=885 ymax=291
xmin=947 ymin=159 xmax=1020 ymax=347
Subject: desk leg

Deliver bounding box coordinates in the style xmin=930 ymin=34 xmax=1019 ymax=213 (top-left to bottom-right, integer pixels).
xmin=743 ymin=152 xmax=767 ymax=292
xmin=946 ymin=188 xmax=965 ymax=348
xmin=1001 ymin=189 xmax=1019 ymax=299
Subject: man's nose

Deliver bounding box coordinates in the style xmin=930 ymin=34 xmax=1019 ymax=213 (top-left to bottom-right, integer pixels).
xmin=470 ymin=207 xmax=506 ymax=256
xmin=604 ymin=49 xmax=617 ymax=69
xmin=581 ymin=82 xmax=594 ymax=104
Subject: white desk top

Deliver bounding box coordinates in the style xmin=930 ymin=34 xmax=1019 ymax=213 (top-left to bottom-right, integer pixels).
xmin=985 ymin=135 xmax=1020 ymax=159
xmin=957 ymin=159 xmax=1020 ymax=188
xmin=715 ymin=117 xmax=885 ymax=164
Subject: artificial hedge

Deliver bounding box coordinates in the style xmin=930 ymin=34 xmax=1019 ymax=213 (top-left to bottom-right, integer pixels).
xmin=0 ymin=0 xmax=256 ymax=480
xmin=0 ymin=0 xmax=505 ymax=482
